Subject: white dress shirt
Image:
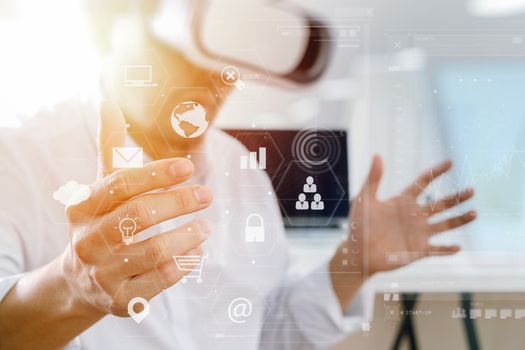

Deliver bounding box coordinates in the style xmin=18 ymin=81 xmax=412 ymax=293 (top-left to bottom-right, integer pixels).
xmin=0 ymin=99 xmax=368 ymax=349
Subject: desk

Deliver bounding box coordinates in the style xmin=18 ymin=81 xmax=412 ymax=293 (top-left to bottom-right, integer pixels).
xmin=286 ymin=228 xmax=525 ymax=350
xmin=287 ymin=228 xmax=525 ymax=293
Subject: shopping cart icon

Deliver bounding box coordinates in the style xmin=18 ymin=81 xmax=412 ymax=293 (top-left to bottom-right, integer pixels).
xmin=173 ymin=255 xmax=207 ymax=284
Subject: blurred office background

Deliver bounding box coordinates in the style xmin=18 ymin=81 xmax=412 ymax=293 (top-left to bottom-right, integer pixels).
xmin=2 ymin=0 xmax=525 ymax=348
xmin=3 ymin=0 xmax=525 ymax=253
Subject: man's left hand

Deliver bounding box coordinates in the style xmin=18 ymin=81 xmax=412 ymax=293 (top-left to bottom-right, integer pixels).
xmin=333 ymin=155 xmax=476 ymax=277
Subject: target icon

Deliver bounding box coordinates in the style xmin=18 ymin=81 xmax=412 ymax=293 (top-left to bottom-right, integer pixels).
xmin=292 ymin=128 xmax=342 ymax=174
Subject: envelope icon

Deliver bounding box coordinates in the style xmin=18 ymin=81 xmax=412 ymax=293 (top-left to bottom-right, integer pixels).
xmin=112 ymin=147 xmax=143 ymax=169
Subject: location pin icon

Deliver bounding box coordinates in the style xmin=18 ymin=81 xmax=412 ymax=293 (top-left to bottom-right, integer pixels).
xmin=128 ymin=297 xmax=150 ymax=324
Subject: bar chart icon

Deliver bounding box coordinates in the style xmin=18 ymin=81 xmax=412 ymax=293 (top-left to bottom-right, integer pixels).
xmin=240 ymin=147 xmax=266 ymax=170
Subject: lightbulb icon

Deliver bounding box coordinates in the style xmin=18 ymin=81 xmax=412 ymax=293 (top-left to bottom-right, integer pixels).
xmin=117 ymin=215 xmax=139 ymax=245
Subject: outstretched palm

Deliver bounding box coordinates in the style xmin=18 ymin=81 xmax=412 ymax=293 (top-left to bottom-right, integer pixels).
xmin=340 ymin=156 xmax=476 ymax=275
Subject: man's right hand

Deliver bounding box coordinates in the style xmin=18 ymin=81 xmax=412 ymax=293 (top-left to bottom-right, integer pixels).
xmin=60 ymin=102 xmax=213 ymax=317
xmin=0 ymin=102 xmax=213 ymax=350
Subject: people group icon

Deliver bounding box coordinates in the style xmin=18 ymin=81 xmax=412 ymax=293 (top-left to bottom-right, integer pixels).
xmin=295 ymin=177 xmax=324 ymax=211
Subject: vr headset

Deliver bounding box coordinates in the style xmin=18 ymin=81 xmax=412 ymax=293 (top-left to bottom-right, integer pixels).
xmin=151 ymin=0 xmax=332 ymax=86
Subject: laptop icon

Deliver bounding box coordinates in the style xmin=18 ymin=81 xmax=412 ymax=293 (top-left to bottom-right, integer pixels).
xmin=124 ymin=65 xmax=158 ymax=87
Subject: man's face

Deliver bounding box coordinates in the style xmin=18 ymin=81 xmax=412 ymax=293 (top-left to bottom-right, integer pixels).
xmin=104 ymin=30 xmax=229 ymax=151
xmin=151 ymin=42 xmax=226 ymax=148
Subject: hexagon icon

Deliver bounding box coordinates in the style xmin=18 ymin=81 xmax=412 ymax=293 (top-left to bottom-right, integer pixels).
xmin=208 ymin=50 xmax=274 ymax=123
xmin=93 ymin=198 xmax=147 ymax=256
xmin=110 ymin=50 xmax=169 ymax=107
xmin=96 ymin=127 xmax=159 ymax=189
xmin=276 ymin=161 xmax=347 ymax=227
xmin=109 ymin=281 xmax=169 ymax=339
xmin=40 ymin=155 xmax=97 ymax=225
xmin=209 ymin=49 xmax=271 ymax=97
xmin=206 ymin=283 xmax=268 ymax=340
xmin=221 ymin=130 xmax=285 ymax=184
xmin=153 ymin=237 xmax=223 ymax=302
xmin=153 ymin=86 xmax=222 ymax=155
xmin=224 ymin=200 xmax=284 ymax=261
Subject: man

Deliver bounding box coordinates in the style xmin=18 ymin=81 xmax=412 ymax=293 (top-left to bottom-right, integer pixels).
xmin=0 ymin=1 xmax=476 ymax=349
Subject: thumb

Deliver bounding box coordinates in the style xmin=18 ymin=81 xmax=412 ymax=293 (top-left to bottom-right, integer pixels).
xmin=97 ymin=101 xmax=127 ymax=179
xmin=361 ymin=155 xmax=383 ymax=198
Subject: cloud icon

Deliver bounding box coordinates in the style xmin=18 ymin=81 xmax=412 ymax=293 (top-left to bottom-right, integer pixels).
xmin=53 ymin=181 xmax=91 ymax=206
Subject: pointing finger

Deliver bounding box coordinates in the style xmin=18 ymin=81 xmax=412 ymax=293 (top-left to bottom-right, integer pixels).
xmin=86 ymin=158 xmax=195 ymax=214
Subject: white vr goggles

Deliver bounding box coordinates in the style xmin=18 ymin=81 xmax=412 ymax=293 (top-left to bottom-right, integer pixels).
xmin=151 ymin=0 xmax=332 ymax=86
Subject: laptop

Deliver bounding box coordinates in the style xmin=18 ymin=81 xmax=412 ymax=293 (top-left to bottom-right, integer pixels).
xmin=224 ymin=129 xmax=350 ymax=228
xmin=124 ymin=65 xmax=158 ymax=87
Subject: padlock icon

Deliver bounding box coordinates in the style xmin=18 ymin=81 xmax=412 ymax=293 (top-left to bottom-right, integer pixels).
xmin=245 ymin=213 xmax=265 ymax=243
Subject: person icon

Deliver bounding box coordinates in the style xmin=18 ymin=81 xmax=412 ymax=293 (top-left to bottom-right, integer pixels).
xmin=303 ymin=176 xmax=317 ymax=193
xmin=311 ymin=193 xmax=324 ymax=210
xmin=295 ymin=193 xmax=309 ymax=210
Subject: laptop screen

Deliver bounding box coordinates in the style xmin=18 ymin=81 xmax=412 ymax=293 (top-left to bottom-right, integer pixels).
xmin=224 ymin=129 xmax=350 ymax=227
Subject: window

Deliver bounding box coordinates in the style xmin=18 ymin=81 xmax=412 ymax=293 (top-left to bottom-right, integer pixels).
xmin=433 ymin=61 xmax=525 ymax=251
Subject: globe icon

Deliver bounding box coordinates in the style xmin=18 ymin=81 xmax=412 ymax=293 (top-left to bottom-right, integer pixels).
xmin=170 ymin=101 xmax=209 ymax=139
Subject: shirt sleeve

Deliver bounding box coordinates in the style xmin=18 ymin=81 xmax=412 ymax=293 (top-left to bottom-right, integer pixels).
xmin=0 ymin=179 xmax=28 ymax=303
xmin=0 ymin=274 xmax=24 ymax=301
xmin=0 ymin=141 xmax=83 ymax=350
xmin=0 ymin=152 xmax=28 ymax=301
xmin=259 ymin=261 xmax=374 ymax=350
